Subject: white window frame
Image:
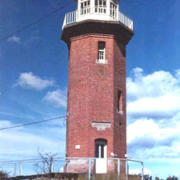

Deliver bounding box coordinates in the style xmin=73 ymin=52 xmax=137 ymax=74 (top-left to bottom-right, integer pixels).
xmin=110 ymin=0 xmax=117 ymax=19
xmin=97 ymin=41 xmax=107 ymax=64
xmin=95 ymin=0 xmax=107 ymax=14
xmin=95 ymin=140 xmax=107 ymax=158
xmin=80 ymin=0 xmax=91 ymax=15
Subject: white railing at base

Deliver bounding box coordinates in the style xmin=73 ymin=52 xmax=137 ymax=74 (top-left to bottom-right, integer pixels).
xmin=0 ymin=157 xmax=143 ymax=180
xmin=62 ymin=9 xmax=133 ymax=31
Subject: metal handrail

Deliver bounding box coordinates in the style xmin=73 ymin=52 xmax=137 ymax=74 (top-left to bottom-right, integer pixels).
xmin=0 ymin=157 xmax=142 ymax=164
xmin=0 ymin=157 xmax=143 ymax=180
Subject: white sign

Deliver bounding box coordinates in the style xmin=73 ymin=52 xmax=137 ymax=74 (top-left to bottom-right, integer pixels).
xmin=75 ymin=145 xmax=81 ymax=149
xmin=92 ymin=122 xmax=111 ymax=131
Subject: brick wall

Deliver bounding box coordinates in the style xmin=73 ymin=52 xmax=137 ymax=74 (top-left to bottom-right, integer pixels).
xmin=66 ymin=33 xmax=127 ymax=159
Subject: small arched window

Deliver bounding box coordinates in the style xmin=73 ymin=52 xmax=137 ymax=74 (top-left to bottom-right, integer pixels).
xmin=117 ymin=90 xmax=123 ymax=113
xmin=97 ymin=41 xmax=106 ymax=63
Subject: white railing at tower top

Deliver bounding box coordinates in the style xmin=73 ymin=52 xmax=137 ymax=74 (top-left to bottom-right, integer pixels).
xmin=63 ymin=10 xmax=77 ymax=27
xmin=62 ymin=9 xmax=133 ymax=31
xmin=119 ymin=11 xmax=133 ymax=30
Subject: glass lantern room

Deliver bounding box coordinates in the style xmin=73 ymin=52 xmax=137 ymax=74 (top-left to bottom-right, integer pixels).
xmin=76 ymin=0 xmax=119 ymax=21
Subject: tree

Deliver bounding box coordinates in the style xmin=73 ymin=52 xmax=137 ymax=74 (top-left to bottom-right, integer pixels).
xmin=144 ymin=175 xmax=152 ymax=180
xmin=167 ymin=176 xmax=178 ymax=180
xmin=155 ymin=177 xmax=160 ymax=180
xmin=35 ymin=152 xmax=58 ymax=175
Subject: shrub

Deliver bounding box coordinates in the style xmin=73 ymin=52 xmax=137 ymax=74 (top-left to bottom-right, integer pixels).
xmin=167 ymin=176 xmax=178 ymax=180
xmin=0 ymin=170 xmax=8 ymax=180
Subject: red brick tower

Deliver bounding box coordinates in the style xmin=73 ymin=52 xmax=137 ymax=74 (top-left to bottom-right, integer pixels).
xmin=61 ymin=0 xmax=133 ymax=173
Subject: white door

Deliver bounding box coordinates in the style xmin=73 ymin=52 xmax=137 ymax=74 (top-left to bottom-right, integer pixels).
xmin=95 ymin=140 xmax=107 ymax=174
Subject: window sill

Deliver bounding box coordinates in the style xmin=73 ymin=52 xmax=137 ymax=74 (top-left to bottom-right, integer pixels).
xmin=96 ymin=59 xmax=108 ymax=64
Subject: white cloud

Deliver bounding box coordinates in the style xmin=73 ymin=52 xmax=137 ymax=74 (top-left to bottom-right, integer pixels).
xmin=7 ymin=36 xmax=21 ymax=43
xmin=127 ymin=68 xmax=180 ymax=119
xmin=127 ymin=68 xmax=178 ymax=101
xmin=23 ymin=30 xmax=40 ymax=46
xmin=128 ymin=118 xmax=180 ymax=149
xmin=7 ymin=31 xmax=40 ymax=45
xmin=127 ymin=68 xmax=180 ymax=161
xmin=127 ymin=119 xmax=180 ymax=163
xmin=0 ymin=120 xmax=66 ymax=160
xmin=15 ymin=72 xmax=54 ymax=91
xmin=43 ymin=88 xmax=67 ymax=108
xmin=0 ymin=120 xmax=12 ymax=128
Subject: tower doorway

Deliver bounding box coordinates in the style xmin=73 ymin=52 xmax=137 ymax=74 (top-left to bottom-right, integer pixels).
xmin=95 ymin=139 xmax=107 ymax=173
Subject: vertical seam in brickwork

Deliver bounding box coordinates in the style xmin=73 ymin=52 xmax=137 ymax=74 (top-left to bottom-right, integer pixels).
xmin=66 ymin=41 xmax=71 ymax=157
xmin=112 ymin=38 xmax=115 ymax=156
xmin=88 ymin=36 xmax=91 ymax=157
xmin=125 ymin=48 xmax=127 ymax=156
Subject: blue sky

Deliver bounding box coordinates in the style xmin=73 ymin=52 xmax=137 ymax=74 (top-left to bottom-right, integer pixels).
xmin=1 ymin=0 xmax=180 ymax=179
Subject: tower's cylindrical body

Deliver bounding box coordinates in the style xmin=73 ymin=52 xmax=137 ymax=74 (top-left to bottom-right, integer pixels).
xmin=61 ymin=0 xmax=133 ymax=174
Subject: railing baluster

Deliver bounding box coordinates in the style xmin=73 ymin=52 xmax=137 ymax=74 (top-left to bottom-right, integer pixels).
xmin=141 ymin=162 xmax=144 ymax=180
xmin=13 ymin=163 xmax=16 ymax=177
xmin=69 ymin=13 xmax=70 ymax=24
xmin=66 ymin=13 xmax=68 ymax=24
xmin=88 ymin=158 xmax=91 ymax=180
xmin=117 ymin=159 xmax=120 ymax=180
xmin=19 ymin=162 xmax=23 ymax=176
xmin=126 ymin=160 xmax=129 ymax=180
xmin=51 ymin=163 xmax=54 ymax=173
